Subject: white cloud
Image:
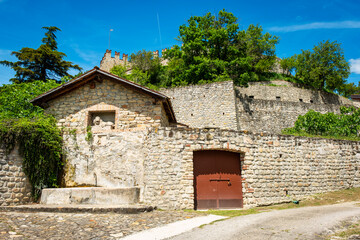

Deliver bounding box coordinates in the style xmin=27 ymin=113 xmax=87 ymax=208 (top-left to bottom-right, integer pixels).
xmin=350 ymin=58 xmax=360 ymax=74
xmin=269 ymin=21 xmax=360 ymax=32
xmin=71 ymin=45 xmax=101 ymax=67
xmin=0 ymin=49 xmax=12 ymax=57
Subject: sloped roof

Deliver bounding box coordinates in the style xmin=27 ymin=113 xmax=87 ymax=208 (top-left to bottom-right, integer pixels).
xmin=31 ymin=67 xmax=176 ymax=123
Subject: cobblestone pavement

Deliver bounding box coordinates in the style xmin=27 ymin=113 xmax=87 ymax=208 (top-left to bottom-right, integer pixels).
xmin=0 ymin=210 xmax=205 ymax=239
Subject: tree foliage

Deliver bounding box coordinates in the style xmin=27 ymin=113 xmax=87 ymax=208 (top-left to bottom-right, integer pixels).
xmin=162 ymin=10 xmax=279 ymax=87
xmin=337 ymin=82 xmax=360 ymax=98
xmin=282 ymin=40 xmax=350 ymax=91
xmin=111 ymin=50 xmax=167 ymax=89
xmin=0 ymin=26 xmax=82 ymax=83
xmin=0 ymin=80 xmax=60 ymax=119
xmin=112 ymin=10 xmax=280 ymax=88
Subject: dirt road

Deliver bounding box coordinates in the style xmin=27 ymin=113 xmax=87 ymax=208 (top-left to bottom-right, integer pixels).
xmin=169 ymin=202 xmax=360 ymax=240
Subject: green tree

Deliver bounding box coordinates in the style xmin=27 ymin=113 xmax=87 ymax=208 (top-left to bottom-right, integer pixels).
xmin=164 ymin=10 xmax=279 ymax=86
xmin=337 ymin=82 xmax=360 ymax=98
xmin=0 ymin=26 xmax=82 ymax=83
xmin=0 ymin=80 xmax=60 ymax=119
xmin=243 ymin=24 xmax=279 ymax=73
xmin=280 ymin=56 xmax=296 ymax=74
xmin=288 ymin=40 xmax=350 ymax=91
xmin=111 ymin=50 xmax=166 ymax=89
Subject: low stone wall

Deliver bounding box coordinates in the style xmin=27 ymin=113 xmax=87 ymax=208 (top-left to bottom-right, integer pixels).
xmin=143 ymin=127 xmax=360 ymax=209
xmin=59 ymin=126 xmax=360 ymax=210
xmin=0 ymin=147 xmax=32 ymax=206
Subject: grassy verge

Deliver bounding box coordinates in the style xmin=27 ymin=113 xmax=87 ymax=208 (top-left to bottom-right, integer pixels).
xmin=188 ymin=188 xmax=360 ymax=218
xmin=281 ymin=131 xmax=360 ymax=142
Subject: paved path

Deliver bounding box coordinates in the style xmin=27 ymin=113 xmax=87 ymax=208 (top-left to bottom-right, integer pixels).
xmin=169 ymin=202 xmax=360 ymax=240
xmin=0 ymin=209 xmax=204 ymax=239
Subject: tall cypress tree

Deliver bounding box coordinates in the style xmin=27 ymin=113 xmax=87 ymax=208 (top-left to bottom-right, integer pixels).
xmin=0 ymin=26 xmax=82 ymax=83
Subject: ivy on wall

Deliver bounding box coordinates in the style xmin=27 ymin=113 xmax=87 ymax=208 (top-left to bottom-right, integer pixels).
xmin=0 ymin=80 xmax=64 ymax=200
xmin=0 ymin=117 xmax=63 ymax=200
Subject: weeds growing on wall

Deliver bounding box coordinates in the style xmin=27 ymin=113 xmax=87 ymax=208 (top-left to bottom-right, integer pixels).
xmin=282 ymin=106 xmax=360 ymax=140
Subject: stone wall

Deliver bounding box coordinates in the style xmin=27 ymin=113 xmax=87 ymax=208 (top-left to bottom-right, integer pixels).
xmin=0 ymin=147 xmax=32 ymax=206
xmin=100 ymin=50 xmax=129 ymax=72
xmin=159 ymin=80 xmax=356 ymax=134
xmin=236 ymin=98 xmax=343 ymax=133
xmin=45 ymin=78 xmax=169 ymax=131
xmin=237 ymin=81 xmax=353 ymax=105
xmin=59 ymin=125 xmax=360 ymax=210
xmin=160 ymin=81 xmax=238 ymax=130
xmin=142 ymin=127 xmax=360 ymax=209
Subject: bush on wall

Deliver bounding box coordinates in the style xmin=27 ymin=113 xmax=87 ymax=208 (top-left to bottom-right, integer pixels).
xmin=283 ymin=106 xmax=360 ymax=140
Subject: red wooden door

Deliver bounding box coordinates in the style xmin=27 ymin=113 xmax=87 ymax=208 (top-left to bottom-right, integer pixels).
xmin=194 ymin=150 xmax=243 ymax=209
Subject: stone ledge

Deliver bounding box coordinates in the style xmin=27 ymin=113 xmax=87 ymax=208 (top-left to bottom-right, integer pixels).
xmin=0 ymin=204 xmax=155 ymax=214
xmin=41 ymin=187 xmax=140 ymax=205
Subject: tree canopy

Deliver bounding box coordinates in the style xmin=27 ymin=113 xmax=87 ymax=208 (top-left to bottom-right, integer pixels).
xmin=281 ymin=40 xmax=350 ymax=91
xmin=0 ymin=26 xmax=82 ymax=83
xmin=163 ymin=10 xmax=279 ymax=86
xmin=110 ymin=10 xmax=280 ymax=88
xmin=109 ymin=10 xmax=356 ymax=98
xmin=0 ymin=80 xmax=61 ymax=119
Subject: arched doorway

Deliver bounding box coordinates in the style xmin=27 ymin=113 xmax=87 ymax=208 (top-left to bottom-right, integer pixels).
xmin=193 ymin=150 xmax=243 ymax=209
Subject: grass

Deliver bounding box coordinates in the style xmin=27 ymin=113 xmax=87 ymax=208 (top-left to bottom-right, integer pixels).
xmin=187 ymin=188 xmax=360 ymax=218
xmin=325 ymin=221 xmax=360 ymax=239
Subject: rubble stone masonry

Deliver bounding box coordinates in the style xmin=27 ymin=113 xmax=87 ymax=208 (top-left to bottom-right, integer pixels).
xmin=2 ymin=128 xmax=360 ymax=209
xmin=0 ymin=147 xmax=32 ymax=206
xmin=161 ymin=81 xmax=238 ymax=130
xmin=45 ymin=78 xmax=169 ymax=131
xmin=143 ymin=127 xmax=360 ymax=209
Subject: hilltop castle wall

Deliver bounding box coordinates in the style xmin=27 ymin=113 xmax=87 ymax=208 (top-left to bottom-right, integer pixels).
xmin=99 ymin=49 xmax=169 ymax=72
xmin=100 ymin=50 xmax=129 ymax=72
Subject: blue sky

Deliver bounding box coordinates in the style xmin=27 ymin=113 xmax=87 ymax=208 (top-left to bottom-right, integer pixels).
xmin=1 ymin=0 xmax=360 ymax=85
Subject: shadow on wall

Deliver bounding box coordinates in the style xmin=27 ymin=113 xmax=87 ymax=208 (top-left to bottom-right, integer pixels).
xmin=235 ymin=89 xmax=253 ymax=116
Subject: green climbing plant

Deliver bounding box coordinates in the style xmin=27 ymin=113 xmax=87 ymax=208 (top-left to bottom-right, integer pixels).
xmin=0 ymin=80 xmax=64 ymax=200
xmin=0 ymin=116 xmax=63 ymax=200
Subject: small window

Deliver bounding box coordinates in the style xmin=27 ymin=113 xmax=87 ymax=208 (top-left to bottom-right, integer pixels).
xmin=299 ymin=99 xmax=303 ymax=102
xmin=89 ymin=111 xmax=115 ymax=130
xmin=276 ymin=96 xmax=281 ymax=101
xmin=249 ymin=96 xmax=254 ymax=99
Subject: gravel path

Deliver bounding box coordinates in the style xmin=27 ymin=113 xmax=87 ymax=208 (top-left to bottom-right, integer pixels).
xmin=169 ymin=202 xmax=360 ymax=240
xmin=0 ymin=210 xmax=204 ymax=239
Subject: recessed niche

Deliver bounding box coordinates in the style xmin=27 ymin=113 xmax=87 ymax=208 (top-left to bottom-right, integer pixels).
xmin=299 ymin=99 xmax=303 ymax=102
xmin=310 ymin=100 xmax=314 ymax=103
xmin=276 ymin=96 xmax=281 ymax=101
xmin=89 ymin=111 xmax=115 ymax=130
xmin=249 ymin=96 xmax=254 ymax=99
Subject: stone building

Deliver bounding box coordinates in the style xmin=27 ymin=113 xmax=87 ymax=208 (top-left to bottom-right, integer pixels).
xmin=1 ymin=66 xmax=359 ymax=209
